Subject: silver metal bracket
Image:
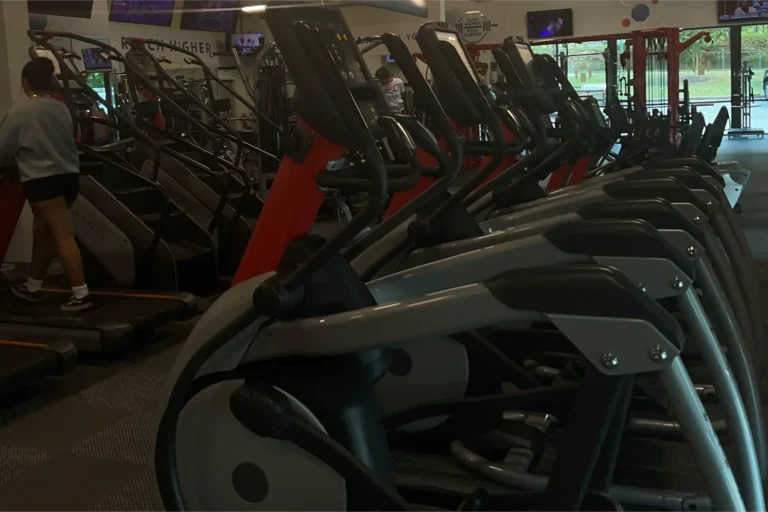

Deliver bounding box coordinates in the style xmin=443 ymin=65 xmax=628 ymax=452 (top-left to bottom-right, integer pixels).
xmin=591 ymin=257 xmax=693 ymax=300
xmin=547 ymin=315 xmax=681 ymax=376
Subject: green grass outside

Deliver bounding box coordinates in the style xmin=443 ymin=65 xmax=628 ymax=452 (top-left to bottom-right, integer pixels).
xmin=566 ymin=69 xmax=768 ymax=100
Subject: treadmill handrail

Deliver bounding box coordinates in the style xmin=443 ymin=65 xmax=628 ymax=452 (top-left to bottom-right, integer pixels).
xmin=77 ymin=141 xmax=175 ymax=273
xmin=90 ymin=137 xmax=136 ymax=153
xmin=147 ymin=141 xmax=232 ymax=234
xmin=160 ymin=132 xmax=255 ymax=231
xmin=141 ymin=37 xmax=283 ymax=138
xmin=124 ymin=41 xmax=246 ymax=168
xmin=28 ymin=31 xmax=166 ymax=181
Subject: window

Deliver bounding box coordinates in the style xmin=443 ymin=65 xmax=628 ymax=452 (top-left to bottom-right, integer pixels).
xmin=86 ymin=72 xmax=108 ymax=103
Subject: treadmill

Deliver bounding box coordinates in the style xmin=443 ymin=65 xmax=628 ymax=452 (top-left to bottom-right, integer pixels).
xmin=0 ymin=170 xmax=199 ymax=355
xmin=0 ymin=339 xmax=77 ymax=391
xmin=0 ymin=176 xmax=77 ymax=387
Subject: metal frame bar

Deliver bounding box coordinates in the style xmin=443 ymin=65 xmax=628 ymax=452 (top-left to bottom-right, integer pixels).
xmin=677 ymin=287 xmax=762 ymax=511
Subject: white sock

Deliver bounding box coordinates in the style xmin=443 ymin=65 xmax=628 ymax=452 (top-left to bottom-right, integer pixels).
xmin=72 ymin=284 xmax=89 ymax=300
xmin=26 ymin=278 xmax=43 ymax=293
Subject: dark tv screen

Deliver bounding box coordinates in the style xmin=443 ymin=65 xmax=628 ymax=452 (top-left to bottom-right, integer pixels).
xmin=109 ymin=0 xmax=175 ymax=26
xmin=180 ymin=0 xmax=238 ymax=32
xmin=718 ymin=1 xmax=768 ymax=22
xmin=28 ymin=0 xmax=94 ymax=18
xmin=527 ymin=8 xmax=573 ymax=40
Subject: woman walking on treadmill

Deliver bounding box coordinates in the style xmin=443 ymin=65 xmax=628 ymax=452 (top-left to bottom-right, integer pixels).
xmin=0 ymin=57 xmax=92 ymax=311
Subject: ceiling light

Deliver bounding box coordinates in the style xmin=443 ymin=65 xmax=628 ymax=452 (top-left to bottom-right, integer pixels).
xmin=242 ymin=4 xmax=267 ymax=13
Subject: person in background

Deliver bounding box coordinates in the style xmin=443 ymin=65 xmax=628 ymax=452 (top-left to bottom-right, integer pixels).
xmin=755 ymin=0 xmax=768 ymax=16
xmin=734 ymin=1 xmax=758 ymax=17
xmin=478 ymin=76 xmax=496 ymax=102
xmin=375 ymin=67 xmax=405 ymax=112
xmin=540 ymin=17 xmax=564 ymax=38
xmin=0 ymin=57 xmax=92 ymax=311
xmin=493 ymin=79 xmax=510 ymax=105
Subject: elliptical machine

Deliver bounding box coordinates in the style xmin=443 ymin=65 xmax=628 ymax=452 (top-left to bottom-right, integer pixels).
xmin=151 ymin=5 xmax=749 ymax=512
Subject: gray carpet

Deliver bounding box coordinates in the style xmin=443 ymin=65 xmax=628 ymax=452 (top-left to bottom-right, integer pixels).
xmin=0 ymin=322 xmax=192 ymax=511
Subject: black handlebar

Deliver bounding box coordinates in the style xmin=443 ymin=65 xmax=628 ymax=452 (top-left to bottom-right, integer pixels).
xmin=135 ymin=37 xmax=283 ymax=143
xmin=275 ymin=21 xmax=389 ymax=293
xmin=125 ymin=38 xmax=249 ymax=166
xmin=28 ymin=30 xmax=165 ymax=180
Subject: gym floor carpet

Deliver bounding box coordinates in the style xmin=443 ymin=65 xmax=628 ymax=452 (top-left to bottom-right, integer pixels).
xmin=0 ymin=320 xmax=194 ymax=511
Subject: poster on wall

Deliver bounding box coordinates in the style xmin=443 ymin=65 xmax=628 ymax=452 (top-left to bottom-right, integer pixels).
xmin=180 ymin=0 xmax=239 ymax=32
xmin=718 ymin=0 xmax=768 ymax=22
xmin=27 ymin=0 xmax=94 ymax=19
xmin=110 ymin=0 xmax=176 ymax=27
xmin=527 ymin=8 xmax=573 ymax=40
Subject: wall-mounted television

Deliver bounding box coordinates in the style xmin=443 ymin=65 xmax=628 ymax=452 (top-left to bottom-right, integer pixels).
xmin=82 ymin=47 xmax=113 ymax=71
xmin=718 ymin=1 xmax=768 ymax=22
xmin=180 ymin=0 xmax=239 ymax=32
xmin=527 ymin=8 xmax=573 ymax=40
xmin=226 ymin=33 xmax=264 ymax=55
xmin=27 ymin=0 xmax=94 ymax=18
xmin=109 ymin=0 xmax=175 ymax=27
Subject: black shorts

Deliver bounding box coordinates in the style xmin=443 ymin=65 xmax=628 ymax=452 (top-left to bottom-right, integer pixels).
xmin=23 ymin=174 xmax=80 ymax=205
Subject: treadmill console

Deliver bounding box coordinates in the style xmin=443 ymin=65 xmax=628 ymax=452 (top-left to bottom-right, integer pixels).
xmin=499 ymin=37 xmax=556 ymax=115
xmin=306 ymin=16 xmax=381 ymax=130
xmin=434 ymin=30 xmax=478 ymax=84
xmin=266 ymin=5 xmax=386 ymax=144
xmin=416 ymin=22 xmax=483 ymax=127
xmin=516 ymin=43 xmax=534 ymax=70
xmin=316 ymin=26 xmax=366 ymax=85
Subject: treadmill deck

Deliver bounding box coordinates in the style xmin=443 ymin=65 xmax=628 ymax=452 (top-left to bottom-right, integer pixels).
xmin=0 ymin=287 xmax=198 ymax=353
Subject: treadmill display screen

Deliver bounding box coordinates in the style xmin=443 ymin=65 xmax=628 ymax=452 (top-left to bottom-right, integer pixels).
xmin=316 ymin=23 xmax=367 ymax=85
xmin=435 ymin=29 xmax=478 ymax=84
xmin=517 ymin=43 xmax=535 ymax=70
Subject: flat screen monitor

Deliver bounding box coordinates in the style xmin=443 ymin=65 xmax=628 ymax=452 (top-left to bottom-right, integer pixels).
xmin=27 ymin=0 xmax=94 ymax=18
xmin=527 ymin=8 xmax=573 ymax=40
xmin=82 ymin=48 xmax=113 ymax=71
xmin=227 ymin=33 xmax=264 ymax=54
xmin=34 ymin=49 xmax=61 ymax=75
xmin=109 ymin=0 xmax=175 ymax=26
xmin=435 ymin=29 xmax=478 ymax=83
xmin=718 ymin=1 xmax=768 ymax=22
xmin=180 ymin=0 xmax=238 ymax=32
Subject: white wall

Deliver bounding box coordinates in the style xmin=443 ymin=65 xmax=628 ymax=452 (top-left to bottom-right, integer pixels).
xmin=2 ymin=1 xmax=34 ymax=264
xmin=40 ymin=1 xmax=254 ymax=126
xmin=443 ymin=0 xmax=720 ymax=43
